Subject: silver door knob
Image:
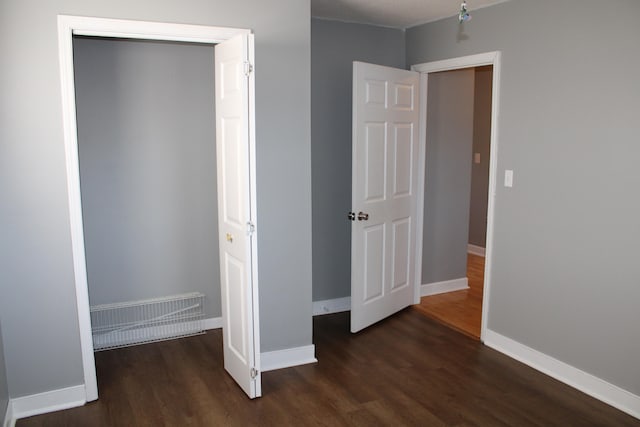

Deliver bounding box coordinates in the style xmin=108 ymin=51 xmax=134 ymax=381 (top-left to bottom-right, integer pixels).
xmin=357 ymin=212 xmax=369 ymax=221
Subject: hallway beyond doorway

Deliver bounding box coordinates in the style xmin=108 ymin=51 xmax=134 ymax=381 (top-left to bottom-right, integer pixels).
xmin=414 ymin=254 xmax=484 ymax=339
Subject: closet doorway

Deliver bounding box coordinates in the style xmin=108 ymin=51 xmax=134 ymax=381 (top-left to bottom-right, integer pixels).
xmin=73 ymin=35 xmax=220 ymax=347
xmin=58 ymin=16 xmax=261 ymax=401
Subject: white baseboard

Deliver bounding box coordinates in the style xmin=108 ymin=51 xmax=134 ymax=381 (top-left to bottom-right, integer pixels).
xmin=203 ymin=317 xmax=222 ymax=330
xmin=312 ymin=297 xmax=351 ymax=316
xmin=10 ymin=384 xmax=86 ymax=422
xmin=484 ymin=329 xmax=640 ymax=420
xmin=261 ymin=345 xmax=317 ymax=372
xmin=467 ymin=244 xmax=486 ymax=256
xmin=3 ymin=400 xmax=13 ymax=427
xmin=421 ymin=277 xmax=469 ymax=297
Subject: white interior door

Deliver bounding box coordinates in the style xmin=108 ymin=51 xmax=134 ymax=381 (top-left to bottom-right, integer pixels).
xmin=215 ymin=33 xmax=261 ymax=398
xmin=351 ymin=61 xmax=420 ymax=333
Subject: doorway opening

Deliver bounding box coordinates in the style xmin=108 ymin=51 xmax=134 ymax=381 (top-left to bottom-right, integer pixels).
xmin=346 ymin=53 xmax=500 ymax=339
xmin=414 ymin=65 xmax=493 ymax=339
xmin=58 ymin=16 xmax=260 ymax=402
xmin=73 ymin=35 xmax=219 ymax=350
xmin=411 ymin=52 xmax=501 ymax=343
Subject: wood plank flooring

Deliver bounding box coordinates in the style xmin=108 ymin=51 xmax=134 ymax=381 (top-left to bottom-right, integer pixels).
xmin=414 ymin=254 xmax=484 ymax=339
xmin=18 ymin=310 xmax=639 ymax=426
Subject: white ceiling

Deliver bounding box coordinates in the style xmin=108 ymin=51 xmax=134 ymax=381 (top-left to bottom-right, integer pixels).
xmin=311 ymin=0 xmax=509 ymax=29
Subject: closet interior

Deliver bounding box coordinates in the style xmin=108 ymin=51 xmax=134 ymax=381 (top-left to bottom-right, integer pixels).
xmin=73 ymin=36 xmax=220 ymax=350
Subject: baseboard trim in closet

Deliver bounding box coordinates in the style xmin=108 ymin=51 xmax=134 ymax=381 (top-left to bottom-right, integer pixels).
xmin=261 ymin=345 xmax=317 ymax=372
xmin=204 ymin=317 xmax=222 ymax=330
xmin=312 ymin=297 xmax=351 ymax=316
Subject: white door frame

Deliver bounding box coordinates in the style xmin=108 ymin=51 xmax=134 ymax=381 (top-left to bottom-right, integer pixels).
xmin=57 ymin=15 xmax=253 ymax=402
xmin=411 ymin=51 xmax=501 ymax=342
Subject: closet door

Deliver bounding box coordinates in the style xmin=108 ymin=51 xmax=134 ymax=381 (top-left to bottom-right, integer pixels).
xmin=215 ymin=33 xmax=261 ymax=399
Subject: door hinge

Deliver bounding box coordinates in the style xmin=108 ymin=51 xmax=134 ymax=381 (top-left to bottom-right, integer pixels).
xmin=250 ymin=367 xmax=259 ymax=379
xmin=246 ymin=221 xmax=256 ymax=236
xmin=243 ymin=61 xmax=253 ymax=77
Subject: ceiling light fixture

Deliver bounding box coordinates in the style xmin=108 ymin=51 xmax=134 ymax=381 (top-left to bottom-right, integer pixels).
xmin=459 ymin=1 xmax=472 ymax=23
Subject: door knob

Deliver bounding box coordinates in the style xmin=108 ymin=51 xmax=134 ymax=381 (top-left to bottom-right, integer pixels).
xmin=357 ymin=212 xmax=369 ymax=221
xmin=347 ymin=212 xmax=356 ymax=221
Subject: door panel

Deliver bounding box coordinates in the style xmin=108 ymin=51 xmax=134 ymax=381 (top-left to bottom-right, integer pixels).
xmin=226 ymin=253 xmax=246 ymax=359
xmin=391 ymin=218 xmax=410 ymax=291
xmin=393 ymin=124 xmax=413 ymax=196
xmin=215 ymin=33 xmax=261 ymax=398
xmin=365 ymin=123 xmax=387 ymax=201
xmin=363 ymin=224 xmax=385 ymax=302
xmin=351 ymin=62 xmax=420 ymax=333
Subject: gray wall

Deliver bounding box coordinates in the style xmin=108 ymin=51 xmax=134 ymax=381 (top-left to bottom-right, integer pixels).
xmin=468 ymin=66 xmax=492 ymax=248
xmin=422 ymin=69 xmax=475 ymax=284
xmin=311 ymin=18 xmax=406 ymax=301
xmin=408 ymin=0 xmax=640 ymax=395
xmin=0 ymin=320 xmax=9 ymax=420
xmin=74 ymin=37 xmax=220 ymax=318
xmin=0 ymin=0 xmax=311 ymax=398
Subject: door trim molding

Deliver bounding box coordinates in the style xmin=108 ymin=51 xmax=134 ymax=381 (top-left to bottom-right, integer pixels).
xmin=58 ymin=14 xmax=251 ymax=403
xmin=411 ymin=51 xmax=501 ymax=343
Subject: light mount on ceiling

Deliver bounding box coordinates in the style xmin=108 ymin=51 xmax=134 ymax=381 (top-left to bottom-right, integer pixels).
xmin=459 ymin=1 xmax=472 ymax=23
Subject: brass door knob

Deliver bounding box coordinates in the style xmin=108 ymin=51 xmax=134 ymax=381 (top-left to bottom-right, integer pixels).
xmin=357 ymin=212 xmax=369 ymax=221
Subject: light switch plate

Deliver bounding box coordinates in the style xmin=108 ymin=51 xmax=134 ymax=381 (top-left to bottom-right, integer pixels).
xmin=504 ymin=170 xmax=513 ymax=187
xmin=474 ymin=153 xmax=481 ymax=164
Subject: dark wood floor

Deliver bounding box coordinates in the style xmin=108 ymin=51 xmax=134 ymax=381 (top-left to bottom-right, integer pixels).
xmin=414 ymin=254 xmax=485 ymax=339
xmin=19 ymin=311 xmax=638 ymax=426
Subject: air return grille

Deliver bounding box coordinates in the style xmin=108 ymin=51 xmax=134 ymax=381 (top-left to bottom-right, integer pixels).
xmin=90 ymin=292 xmax=205 ymax=351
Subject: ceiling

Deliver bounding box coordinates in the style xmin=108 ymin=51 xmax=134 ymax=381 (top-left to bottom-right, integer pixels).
xmin=311 ymin=0 xmax=509 ymax=29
